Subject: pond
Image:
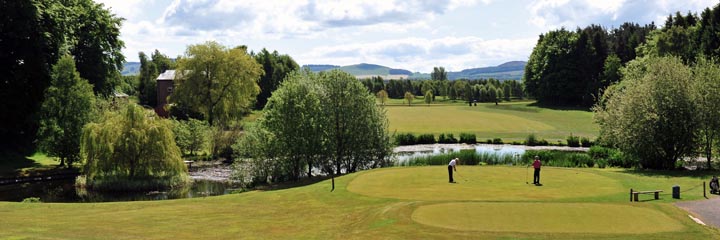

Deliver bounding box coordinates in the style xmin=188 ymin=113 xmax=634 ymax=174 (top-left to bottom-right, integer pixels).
xmin=0 ymin=178 xmax=240 ymax=203
xmin=394 ymin=144 xmax=526 ymax=163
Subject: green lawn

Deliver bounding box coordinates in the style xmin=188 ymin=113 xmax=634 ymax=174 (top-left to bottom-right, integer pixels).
xmin=385 ymin=100 xmax=598 ymax=142
xmin=1 ymin=166 xmax=719 ymax=239
xmin=0 ymin=152 xmax=62 ymax=177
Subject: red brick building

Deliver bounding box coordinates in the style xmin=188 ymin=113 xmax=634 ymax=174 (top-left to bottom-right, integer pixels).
xmin=155 ymin=70 xmax=175 ymax=117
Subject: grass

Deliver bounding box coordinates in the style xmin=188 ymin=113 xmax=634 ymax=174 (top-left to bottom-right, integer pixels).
xmin=384 ymin=100 xmax=597 ymax=142
xmin=0 ymin=152 xmax=66 ymax=177
xmin=1 ymin=166 xmax=719 ymax=239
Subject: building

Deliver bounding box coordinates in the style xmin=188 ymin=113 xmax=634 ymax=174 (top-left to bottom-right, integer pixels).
xmin=155 ymin=70 xmax=176 ymax=117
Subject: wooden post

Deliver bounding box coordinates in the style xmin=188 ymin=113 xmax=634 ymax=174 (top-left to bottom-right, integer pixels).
xmin=630 ymin=188 xmax=633 ymax=202
xmin=331 ymin=176 xmax=335 ymax=192
xmin=704 ymin=181 xmax=707 ymax=198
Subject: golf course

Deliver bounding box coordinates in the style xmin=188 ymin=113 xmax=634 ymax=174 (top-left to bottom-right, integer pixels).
xmin=385 ymin=100 xmax=597 ymax=141
xmin=1 ymin=166 xmax=718 ymax=239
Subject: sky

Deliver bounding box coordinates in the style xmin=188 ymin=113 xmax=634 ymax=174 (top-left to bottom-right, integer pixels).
xmin=97 ymin=0 xmax=718 ymax=73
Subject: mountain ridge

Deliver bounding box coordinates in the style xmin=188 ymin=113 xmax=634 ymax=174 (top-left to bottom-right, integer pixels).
xmin=123 ymin=61 xmax=526 ymax=80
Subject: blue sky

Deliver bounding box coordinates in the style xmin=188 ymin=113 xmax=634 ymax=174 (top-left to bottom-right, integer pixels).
xmin=98 ymin=0 xmax=717 ymax=72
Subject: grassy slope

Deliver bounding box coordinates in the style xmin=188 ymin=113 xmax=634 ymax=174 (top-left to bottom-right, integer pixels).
xmin=385 ymin=100 xmax=597 ymax=141
xmin=1 ymin=166 xmax=719 ymax=239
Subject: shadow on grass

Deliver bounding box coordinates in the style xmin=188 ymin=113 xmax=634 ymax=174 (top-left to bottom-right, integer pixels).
xmin=0 ymin=152 xmax=42 ymax=174
xmin=619 ymin=169 xmax=720 ymax=180
xmin=526 ymin=102 xmax=592 ymax=111
xmin=254 ymin=175 xmax=336 ymax=192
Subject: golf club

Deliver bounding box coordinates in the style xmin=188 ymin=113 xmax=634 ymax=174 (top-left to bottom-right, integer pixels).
xmin=525 ymin=165 xmax=529 ymax=184
xmin=456 ymin=171 xmax=468 ymax=182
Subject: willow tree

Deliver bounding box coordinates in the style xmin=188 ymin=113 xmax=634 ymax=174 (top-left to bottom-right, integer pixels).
xmin=81 ymin=104 xmax=189 ymax=190
xmin=171 ymin=41 xmax=263 ymax=126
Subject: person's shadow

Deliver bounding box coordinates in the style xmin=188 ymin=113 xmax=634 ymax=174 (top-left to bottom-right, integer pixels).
xmin=534 ymin=183 xmax=543 ymax=186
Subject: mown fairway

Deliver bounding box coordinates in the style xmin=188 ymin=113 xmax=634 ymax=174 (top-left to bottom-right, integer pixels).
xmin=1 ymin=166 xmax=719 ymax=239
xmin=385 ymin=100 xmax=597 ymax=141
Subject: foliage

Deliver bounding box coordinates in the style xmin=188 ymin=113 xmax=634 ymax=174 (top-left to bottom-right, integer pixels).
xmin=137 ymin=52 xmax=158 ymax=106
xmin=172 ymin=118 xmax=211 ymax=156
xmin=236 ymin=70 xmax=392 ymax=183
xmin=692 ymin=57 xmax=720 ymax=169
xmin=416 ymin=134 xmax=436 ymax=144
xmin=394 ymin=133 xmax=418 ymax=145
xmin=404 ymin=91 xmax=414 ymax=106
xmin=437 ymin=133 xmax=458 ymax=143
xmin=459 ymin=133 xmax=477 ymax=144
xmin=0 ymin=0 xmax=124 ymax=153
xmin=69 ymin=0 xmax=125 ymax=96
xmin=376 ymin=90 xmax=389 ymax=105
xmin=492 ymin=138 xmax=503 ymax=144
xmin=171 ymin=41 xmax=262 ymax=126
xmin=424 ymin=90 xmax=433 ymax=105
xmin=80 ymin=104 xmax=189 ymax=191
xmin=37 ymin=55 xmax=96 ymax=168
xmin=594 ymin=57 xmax=696 ymax=169
xmin=21 ymin=197 xmax=42 ymax=203
xmin=580 ymin=137 xmax=593 ymax=147
xmin=525 ymin=133 xmax=548 ymax=146
xmin=566 ymin=134 xmax=580 ymax=147
xmin=431 ymin=66 xmax=448 ymax=81
xmin=524 ymin=24 xmax=655 ymax=107
xmin=253 ymin=48 xmax=299 ymax=110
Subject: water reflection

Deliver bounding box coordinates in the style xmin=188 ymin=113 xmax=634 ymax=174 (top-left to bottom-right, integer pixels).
xmin=395 ymin=144 xmax=526 ymax=163
xmin=0 ymin=179 xmax=239 ymax=203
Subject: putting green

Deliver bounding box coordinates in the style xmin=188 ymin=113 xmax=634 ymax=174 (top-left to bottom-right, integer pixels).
xmin=347 ymin=166 xmax=623 ymax=201
xmin=412 ymin=202 xmax=686 ymax=234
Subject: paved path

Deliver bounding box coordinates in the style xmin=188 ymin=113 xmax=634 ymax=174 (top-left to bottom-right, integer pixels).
xmin=675 ymin=196 xmax=720 ymax=229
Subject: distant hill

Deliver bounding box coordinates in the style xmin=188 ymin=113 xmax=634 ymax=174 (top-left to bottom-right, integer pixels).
xmin=302 ymin=64 xmax=340 ymax=72
xmin=448 ymin=61 xmax=526 ymax=80
xmin=122 ymin=62 xmax=141 ymax=76
xmin=303 ymin=61 xmax=526 ymax=80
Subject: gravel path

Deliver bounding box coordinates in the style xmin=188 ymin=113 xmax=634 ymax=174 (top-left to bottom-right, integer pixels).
xmin=675 ymin=196 xmax=720 ymax=229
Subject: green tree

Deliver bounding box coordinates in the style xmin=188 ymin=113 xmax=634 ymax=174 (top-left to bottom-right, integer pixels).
xmin=692 ymin=58 xmax=720 ymax=169
xmin=69 ymin=0 xmax=125 ymax=96
xmin=1 ymin=0 xmax=124 ymax=153
xmin=594 ymin=57 xmax=697 ymax=169
xmin=173 ymin=118 xmax=211 ymax=156
xmin=376 ymin=89 xmax=389 ymax=105
xmin=431 ymin=66 xmax=447 ymax=81
xmin=81 ymin=104 xmax=189 ymax=190
xmin=37 ymin=55 xmax=95 ymax=168
xmin=601 ymin=54 xmax=623 ymax=87
xmin=253 ymin=48 xmax=299 ymax=110
xmin=137 ymin=52 xmax=158 ymax=106
xmin=424 ymin=90 xmax=433 ymax=105
xmin=151 ymin=49 xmax=175 ymax=74
xmin=503 ymin=84 xmax=512 ymax=101
xmin=236 ymin=70 xmax=392 ymax=183
xmin=404 ymin=92 xmax=414 ymax=106
xmin=171 ymin=41 xmax=263 ymax=126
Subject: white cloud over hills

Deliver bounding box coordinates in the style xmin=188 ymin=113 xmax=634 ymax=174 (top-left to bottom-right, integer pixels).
xmin=98 ymin=0 xmax=717 ymax=72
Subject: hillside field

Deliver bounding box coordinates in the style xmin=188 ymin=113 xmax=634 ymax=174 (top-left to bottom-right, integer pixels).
xmin=1 ymin=166 xmax=718 ymax=239
xmin=384 ymin=100 xmax=597 ymax=142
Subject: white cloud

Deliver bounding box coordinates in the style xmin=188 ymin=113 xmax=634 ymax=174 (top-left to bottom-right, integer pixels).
xmin=528 ymin=0 xmax=717 ymax=30
xmin=94 ymin=0 xmax=149 ymax=19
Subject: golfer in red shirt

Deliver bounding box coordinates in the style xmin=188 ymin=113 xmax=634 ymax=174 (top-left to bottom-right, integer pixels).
xmin=532 ymin=156 xmax=542 ymax=185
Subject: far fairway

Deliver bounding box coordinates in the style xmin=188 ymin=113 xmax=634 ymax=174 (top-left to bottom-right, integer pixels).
xmin=385 ymin=101 xmax=598 ymax=141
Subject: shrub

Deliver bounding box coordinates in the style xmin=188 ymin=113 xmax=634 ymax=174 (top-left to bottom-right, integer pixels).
xmin=459 ymin=133 xmax=477 ymax=144
xmin=395 ymin=133 xmax=417 ymax=145
xmin=438 ymin=133 xmax=448 ymax=143
xmin=566 ymin=134 xmax=580 ymax=147
xmin=21 ymin=197 xmax=42 ymax=203
xmin=492 ymin=138 xmax=503 ymax=144
xmin=416 ymin=134 xmax=436 ymax=144
xmin=525 ymin=134 xmax=548 ymax=146
xmin=486 ymin=139 xmax=493 ymax=144
xmin=439 ymin=133 xmax=458 ymax=143
xmin=568 ymin=153 xmax=593 ymax=167
xmin=580 ymin=137 xmax=593 ymax=147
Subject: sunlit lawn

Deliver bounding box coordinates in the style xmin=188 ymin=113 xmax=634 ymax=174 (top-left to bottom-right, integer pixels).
xmin=1 ymin=166 xmax=718 ymax=239
xmin=384 ymin=99 xmax=597 ymax=142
